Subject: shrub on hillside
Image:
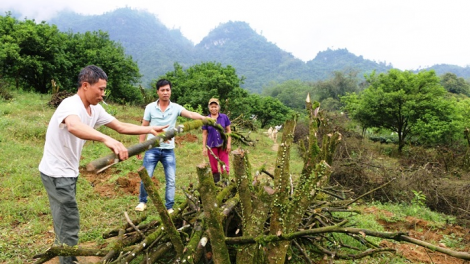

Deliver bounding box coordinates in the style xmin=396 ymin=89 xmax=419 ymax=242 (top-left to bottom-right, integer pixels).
xmin=48 ymin=90 xmax=74 ymax=108
xmin=330 ymin=129 xmax=470 ymax=226
xmin=0 ymin=79 xmax=13 ymax=100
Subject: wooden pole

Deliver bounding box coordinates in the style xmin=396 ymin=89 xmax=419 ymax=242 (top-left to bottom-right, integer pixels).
xmin=137 ymin=167 xmax=185 ymax=258
xmin=196 ymin=163 xmax=232 ymax=264
xmin=86 ymin=119 xmax=218 ymax=173
xmin=86 ymin=127 xmax=180 ymax=173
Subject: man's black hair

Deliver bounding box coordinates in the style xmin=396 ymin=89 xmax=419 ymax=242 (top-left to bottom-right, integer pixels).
xmin=77 ymin=65 xmax=108 ymax=88
xmin=156 ymin=79 xmax=172 ymax=90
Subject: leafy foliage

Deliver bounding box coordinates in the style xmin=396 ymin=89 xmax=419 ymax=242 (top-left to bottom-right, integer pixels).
xmin=262 ymin=80 xmax=316 ymax=110
xmin=241 ymin=94 xmax=293 ymax=128
xmin=263 ymin=69 xmax=366 ymax=112
xmin=159 ymin=62 xmax=246 ymax=110
xmin=158 ymin=62 xmax=291 ymax=128
xmin=342 ymin=69 xmax=456 ymax=152
xmin=440 ymin=72 xmax=470 ymax=96
xmin=0 ymin=13 xmax=142 ymax=104
xmin=316 ymin=70 xmax=363 ymax=101
xmin=0 ymin=14 xmax=70 ymax=93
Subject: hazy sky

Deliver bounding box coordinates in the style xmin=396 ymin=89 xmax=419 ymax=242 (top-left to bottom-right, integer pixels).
xmin=1 ymin=0 xmax=469 ymax=70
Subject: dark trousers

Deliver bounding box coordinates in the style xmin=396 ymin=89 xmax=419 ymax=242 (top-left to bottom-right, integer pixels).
xmin=40 ymin=172 xmax=79 ymax=264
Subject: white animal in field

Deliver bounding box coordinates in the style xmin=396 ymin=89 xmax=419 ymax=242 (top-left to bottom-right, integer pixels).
xmin=271 ymin=125 xmax=282 ymax=141
xmin=267 ymin=127 xmax=273 ymax=139
xmin=272 ymin=128 xmax=278 ymax=141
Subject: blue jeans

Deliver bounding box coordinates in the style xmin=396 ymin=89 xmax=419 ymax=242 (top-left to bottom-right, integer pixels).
xmin=140 ymin=148 xmax=176 ymax=209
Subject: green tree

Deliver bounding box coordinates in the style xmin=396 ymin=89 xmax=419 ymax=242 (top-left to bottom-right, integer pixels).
xmin=342 ymin=69 xmax=453 ymax=153
xmin=316 ymin=69 xmax=361 ymax=102
xmin=63 ymin=30 xmax=142 ymax=104
xmin=440 ymin=72 xmax=470 ymax=96
xmin=0 ymin=13 xmax=21 ymax=84
xmin=0 ymin=14 xmax=70 ymax=93
xmin=244 ymin=94 xmax=292 ymax=128
xmin=262 ymin=80 xmax=315 ymax=110
xmin=158 ymin=62 xmax=247 ymax=113
xmin=0 ymin=14 xmax=142 ymax=103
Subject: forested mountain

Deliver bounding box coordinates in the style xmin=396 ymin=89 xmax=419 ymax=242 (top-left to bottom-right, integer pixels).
xmin=49 ymin=8 xmax=196 ymax=85
xmin=195 ymin=21 xmax=307 ymax=90
xmin=424 ymin=64 xmax=470 ymax=77
xmin=307 ymin=48 xmax=392 ymax=79
xmin=44 ymin=7 xmax=468 ymax=93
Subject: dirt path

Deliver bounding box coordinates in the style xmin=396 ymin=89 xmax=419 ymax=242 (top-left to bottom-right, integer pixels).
xmin=272 ymin=143 xmax=279 ymax=151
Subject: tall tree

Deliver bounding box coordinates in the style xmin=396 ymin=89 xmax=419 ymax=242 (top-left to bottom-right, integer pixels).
xmin=245 ymin=94 xmax=292 ymax=128
xmin=343 ymin=69 xmax=453 ymax=152
xmin=0 ymin=14 xmax=70 ymax=92
xmin=158 ymin=62 xmax=291 ymax=127
xmin=159 ymin=62 xmax=247 ymax=113
xmin=0 ymin=14 xmax=142 ymax=103
xmin=316 ymin=69 xmax=361 ymax=102
xmin=65 ymin=30 xmax=142 ymax=103
xmin=0 ymin=13 xmax=21 ymax=84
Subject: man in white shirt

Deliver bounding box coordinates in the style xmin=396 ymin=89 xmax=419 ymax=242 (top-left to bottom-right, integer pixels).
xmin=39 ymin=65 xmax=167 ymax=264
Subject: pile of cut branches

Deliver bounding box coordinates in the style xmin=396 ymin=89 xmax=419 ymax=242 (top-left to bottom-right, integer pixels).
xmin=33 ymin=98 xmax=470 ymax=264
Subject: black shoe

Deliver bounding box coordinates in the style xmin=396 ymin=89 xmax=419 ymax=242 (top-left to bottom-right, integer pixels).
xmin=213 ymin=172 xmax=220 ymax=183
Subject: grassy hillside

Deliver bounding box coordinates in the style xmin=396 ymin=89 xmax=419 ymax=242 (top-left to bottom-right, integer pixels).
xmin=0 ymin=91 xmax=288 ymax=263
xmin=0 ymin=92 xmax=468 ymax=264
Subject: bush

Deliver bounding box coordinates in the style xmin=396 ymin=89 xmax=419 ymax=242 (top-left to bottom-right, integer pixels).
xmin=109 ymin=85 xmax=144 ymax=105
xmin=0 ymin=79 xmax=13 ymax=101
xmin=48 ymin=90 xmax=75 ymax=108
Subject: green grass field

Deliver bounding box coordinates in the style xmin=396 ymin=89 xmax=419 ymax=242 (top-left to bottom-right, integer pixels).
xmin=0 ymin=91 xmax=466 ymax=264
xmin=0 ymin=91 xmax=284 ymax=263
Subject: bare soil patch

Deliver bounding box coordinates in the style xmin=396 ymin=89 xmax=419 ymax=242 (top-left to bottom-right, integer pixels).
xmin=80 ymin=134 xmax=197 ymax=197
xmin=364 ymin=206 xmax=470 ymax=264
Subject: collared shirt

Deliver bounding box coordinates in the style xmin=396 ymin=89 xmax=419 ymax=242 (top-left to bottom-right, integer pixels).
xmin=202 ymin=113 xmax=231 ymax=148
xmin=143 ymin=99 xmax=184 ymax=149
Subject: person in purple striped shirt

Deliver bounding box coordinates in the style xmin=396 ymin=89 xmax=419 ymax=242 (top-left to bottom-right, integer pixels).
xmin=201 ymin=98 xmax=232 ymax=183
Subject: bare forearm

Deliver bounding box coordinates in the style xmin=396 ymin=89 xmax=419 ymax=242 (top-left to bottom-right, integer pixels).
xmin=191 ymin=113 xmax=205 ymax=120
xmin=67 ymin=122 xmax=110 ymax=142
xmin=114 ymin=122 xmax=152 ymax=135
xmin=226 ymin=126 xmax=232 ymax=145
xmin=139 ymin=133 xmax=147 ymax=143
xmin=202 ymin=130 xmax=207 ymax=147
xmin=182 ymin=109 xmax=206 ymax=120
xmin=106 ymin=119 xmax=166 ymax=139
